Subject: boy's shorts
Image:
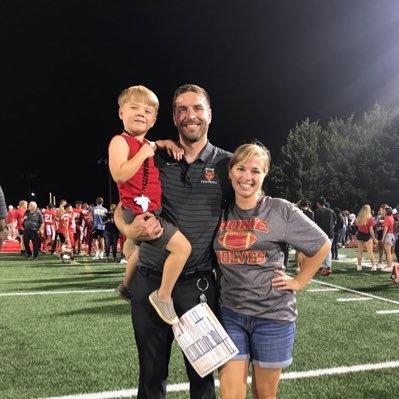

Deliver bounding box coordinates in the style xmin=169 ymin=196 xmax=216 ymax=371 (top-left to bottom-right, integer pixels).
xmin=219 ymin=305 xmax=296 ymax=369
xmin=122 ymin=207 xmax=178 ymax=258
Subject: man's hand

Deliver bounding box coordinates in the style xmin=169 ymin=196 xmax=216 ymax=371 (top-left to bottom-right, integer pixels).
xmin=155 ymin=140 xmax=184 ymax=161
xmin=114 ymin=203 xmax=163 ymax=241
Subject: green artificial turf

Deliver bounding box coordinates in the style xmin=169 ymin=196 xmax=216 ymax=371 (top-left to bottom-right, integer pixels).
xmin=1 ymin=248 xmax=398 ymax=398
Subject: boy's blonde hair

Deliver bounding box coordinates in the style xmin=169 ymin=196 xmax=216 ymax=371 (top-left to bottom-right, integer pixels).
xmin=229 ymin=142 xmax=271 ymax=174
xmin=118 ymin=85 xmax=159 ymax=114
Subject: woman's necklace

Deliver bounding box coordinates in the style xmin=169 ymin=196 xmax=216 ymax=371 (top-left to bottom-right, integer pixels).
xmin=123 ymin=130 xmax=151 ymax=212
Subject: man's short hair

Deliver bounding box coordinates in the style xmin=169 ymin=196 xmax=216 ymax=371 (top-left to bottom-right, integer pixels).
xmin=385 ymin=207 xmax=393 ymax=216
xmin=317 ymin=196 xmax=326 ymax=206
xmin=297 ymin=199 xmax=310 ymax=208
xmin=172 ymin=84 xmax=211 ymax=110
xmin=96 ymin=197 xmax=104 ymax=205
xmin=380 ymin=204 xmax=389 ymax=209
xmin=118 ymin=85 xmax=159 ymax=114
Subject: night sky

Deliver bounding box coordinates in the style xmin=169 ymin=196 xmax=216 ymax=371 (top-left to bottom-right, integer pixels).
xmin=2 ymin=0 xmax=399 ymax=207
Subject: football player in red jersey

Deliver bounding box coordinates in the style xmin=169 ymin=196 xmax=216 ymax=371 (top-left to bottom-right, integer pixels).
xmin=80 ymin=202 xmax=93 ymax=255
xmin=15 ymin=200 xmax=28 ymax=255
xmin=58 ymin=204 xmax=77 ymax=263
xmin=73 ymin=201 xmax=83 ymax=255
xmin=42 ymin=204 xmax=57 ymax=253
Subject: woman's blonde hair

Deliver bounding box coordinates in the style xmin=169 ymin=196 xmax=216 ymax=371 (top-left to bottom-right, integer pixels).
xmin=118 ymin=85 xmax=159 ymax=114
xmin=356 ymin=204 xmax=372 ymax=226
xmin=229 ymin=142 xmax=271 ymax=174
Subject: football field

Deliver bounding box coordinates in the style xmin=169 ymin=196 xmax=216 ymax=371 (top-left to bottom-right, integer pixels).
xmin=1 ymin=249 xmax=399 ymax=399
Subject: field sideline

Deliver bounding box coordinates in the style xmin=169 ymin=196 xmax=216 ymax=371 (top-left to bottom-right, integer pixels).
xmin=1 ymin=249 xmax=398 ymax=398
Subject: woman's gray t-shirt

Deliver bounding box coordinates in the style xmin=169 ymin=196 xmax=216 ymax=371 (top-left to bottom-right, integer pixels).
xmin=213 ymin=196 xmax=328 ymax=322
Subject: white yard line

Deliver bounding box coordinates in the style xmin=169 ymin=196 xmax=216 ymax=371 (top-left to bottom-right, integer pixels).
xmin=338 ymin=268 xmax=347 ymax=272
xmin=310 ymin=279 xmax=399 ymax=305
xmin=337 ymin=297 xmax=373 ymax=302
xmin=376 ymin=309 xmax=399 ymax=315
xmin=307 ymin=288 xmax=340 ymax=292
xmin=40 ymin=360 xmax=399 ymax=399
xmin=0 ymin=289 xmax=114 ymax=297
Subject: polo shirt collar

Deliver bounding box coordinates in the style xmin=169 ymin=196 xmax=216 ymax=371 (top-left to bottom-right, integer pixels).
xmin=197 ymin=141 xmax=214 ymax=162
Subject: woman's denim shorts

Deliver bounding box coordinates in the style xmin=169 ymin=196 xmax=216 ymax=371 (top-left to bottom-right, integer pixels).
xmin=219 ymin=305 xmax=296 ymax=369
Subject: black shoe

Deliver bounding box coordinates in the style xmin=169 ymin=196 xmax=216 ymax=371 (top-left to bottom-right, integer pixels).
xmin=32 ymin=257 xmax=38 ymax=261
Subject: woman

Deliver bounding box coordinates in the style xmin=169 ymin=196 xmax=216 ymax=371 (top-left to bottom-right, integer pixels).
xmin=355 ymin=205 xmax=377 ymax=271
xmin=214 ymin=143 xmax=330 ymax=399
xmin=381 ymin=207 xmax=395 ymax=273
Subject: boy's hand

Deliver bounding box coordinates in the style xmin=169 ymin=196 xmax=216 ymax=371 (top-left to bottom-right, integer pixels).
xmin=156 ymin=140 xmax=184 ymax=161
xmin=140 ymin=143 xmax=155 ymax=159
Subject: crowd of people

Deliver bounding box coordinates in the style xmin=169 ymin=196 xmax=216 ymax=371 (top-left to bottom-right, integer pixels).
xmin=295 ymin=197 xmax=399 ymax=283
xmin=2 ymin=197 xmax=125 ymax=264
xmin=1 ymin=83 xmax=398 ymax=399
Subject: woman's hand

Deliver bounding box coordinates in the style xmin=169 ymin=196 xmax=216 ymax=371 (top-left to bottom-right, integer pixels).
xmin=271 ymin=269 xmax=301 ymax=291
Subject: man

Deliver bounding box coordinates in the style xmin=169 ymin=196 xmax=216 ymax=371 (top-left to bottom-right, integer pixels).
xmin=73 ymin=201 xmax=83 ymax=254
xmin=43 ymin=204 xmax=57 ymax=253
xmin=314 ymin=196 xmax=337 ymax=275
xmin=6 ymin=205 xmax=17 ymax=240
xmin=0 ymin=186 xmax=7 ymax=249
xmin=91 ymin=197 xmax=107 ymax=259
xmin=15 ymin=200 xmax=27 ymax=255
xmin=22 ymin=201 xmax=44 ymax=260
xmin=115 ymin=84 xmax=232 ymax=399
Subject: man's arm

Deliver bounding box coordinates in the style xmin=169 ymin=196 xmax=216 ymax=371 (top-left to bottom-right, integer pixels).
xmin=113 ymin=203 xmax=163 ymax=241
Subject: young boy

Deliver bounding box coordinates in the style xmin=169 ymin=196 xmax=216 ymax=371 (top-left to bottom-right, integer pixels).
xmin=108 ymin=85 xmax=191 ymax=325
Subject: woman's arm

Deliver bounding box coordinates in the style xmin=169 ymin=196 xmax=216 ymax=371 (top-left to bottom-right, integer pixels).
xmin=272 ymin=240 xmax=331 ymax=291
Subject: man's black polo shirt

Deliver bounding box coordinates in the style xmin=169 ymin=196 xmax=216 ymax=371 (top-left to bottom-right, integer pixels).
xmin=138 ymin=142 xmax=232 ymax=273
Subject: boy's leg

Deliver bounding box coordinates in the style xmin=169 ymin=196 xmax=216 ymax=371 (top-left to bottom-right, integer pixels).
xmin=157 ymin=231 xmax=191 ymax=302
xmin=149 ymin=230 xmax=191 ymax=325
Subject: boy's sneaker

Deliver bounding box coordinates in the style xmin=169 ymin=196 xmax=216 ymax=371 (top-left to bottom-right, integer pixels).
xmin=149 ymin=290 xmax=179 ymax=325
xmin=119 ymin=258 xmax=128 ymax=265
xmin=357 ymin=265 xmax=362 ymax=271
xmin=115 ymin=283 xmax=131 ymax=302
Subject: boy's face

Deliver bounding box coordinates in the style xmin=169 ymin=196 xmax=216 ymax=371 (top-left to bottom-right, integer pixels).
xmin=119 ymin=101 xmax=157 ymax=136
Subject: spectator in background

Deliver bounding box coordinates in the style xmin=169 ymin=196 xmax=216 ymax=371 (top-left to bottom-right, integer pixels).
xmin=295 ymin=199 xmax=314 ymax=271
xmin=91 ymin=197 xmax=107 ymax=260
xmin=0 ymin=186 xmax=7 ymax=249
xmin=355 ymin=205 xmax=377 ymax=271
xmin=6 ymin=205 xmax=17 ymax=240
xmin=331 ymin=208 xmax=344 ymax=260
xmin=22 ymin=201 xmax=44 ymax=260
xmin=382 ymin=207 xmax=395 ymax=273
xmin=314 ymin=196 xmax=337 ymax=275
xmin=340 ymin=210 xmax=349 ymax=246
xmin=375 ymin=204 xmax=388 ymax=267
xmin=104 ymin=204 xmax=120 ymax=263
